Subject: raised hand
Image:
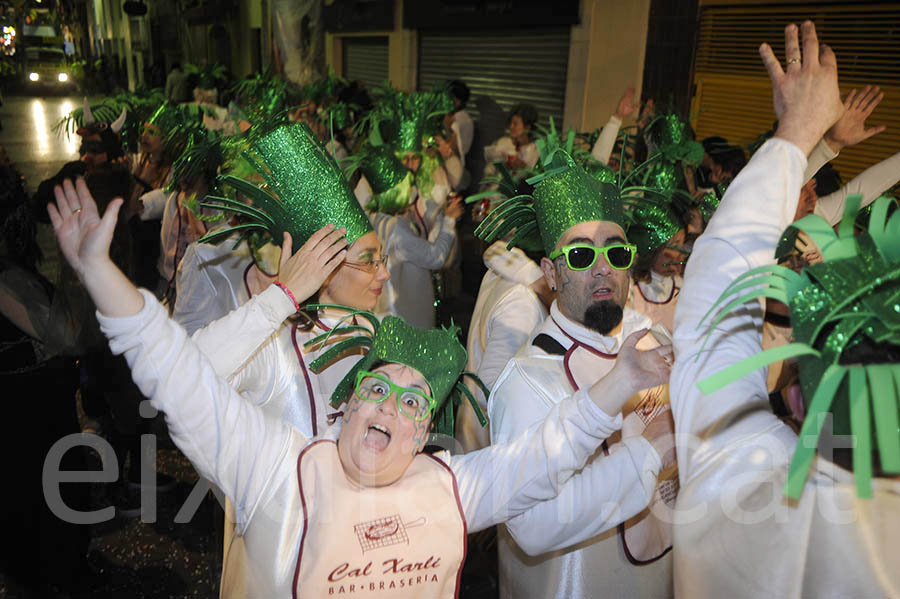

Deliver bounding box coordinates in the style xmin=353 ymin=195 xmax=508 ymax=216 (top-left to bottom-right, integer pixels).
xmin=47 ymin=177 xmax=122 ymax=277
xmin=47 ymin=177 xmax=142 ymax=317
xmin=589 ymin=328 xmax=674 ymax=416
xmin=274 ymin=224 xmax=349 ymax=305
xmin=615 ymin=86 xmax=640 ymax=121
xmin=616 ymin=328 xmax=674 ymax=392
xmin=759 ymin=21 xmax=844 ymax=155
xmin=824 ymin=85 xmax=886 ymax=151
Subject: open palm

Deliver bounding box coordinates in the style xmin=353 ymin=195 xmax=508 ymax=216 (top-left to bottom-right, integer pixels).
xmin=47 ymin=178 xmax=122 ymax=277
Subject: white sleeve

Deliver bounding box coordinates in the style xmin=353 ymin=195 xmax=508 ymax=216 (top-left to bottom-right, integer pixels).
xmin=449 ymin=387 xmax=624 ymax=532
xmin=189 ymin=285 xmax=295 ymax=388
xmin=503 ymin=435 xmax=660 ymax=555
xmin=390 ymin=216 xmax=457 ymax=270
xmin=139 ymin=188 xmax=169 ymax=221
xmin=172 ymin=244 xmax=231 ymax=336
xmin=814 ymin=151 xmax=900 ymax=226
xmin=97 ymin=289 xmax=296 ymax=520
xmin=521 ymin=143 xmax=539 ymax=169
xmin=591 ymin=115 xmax=623 ymax=165
xmin=477 ymin=293 xmax=543 ymax=391
xmin=670 ymin=138 xmax=804 ymax=485
xmin=802 ymin=137 xmax=838 ymax=184
xmin=456 ymin=113 xmax=474 ymax=156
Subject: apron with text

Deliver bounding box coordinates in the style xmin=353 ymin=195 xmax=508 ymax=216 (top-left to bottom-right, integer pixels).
xmin=294 ymin=440 xmax=467 ymax=598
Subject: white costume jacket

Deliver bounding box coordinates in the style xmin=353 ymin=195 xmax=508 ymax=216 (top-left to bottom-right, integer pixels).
xmin=456 ymin=242 xmax=547 ymax=452
xmin=99 ymin=285 xmax=636 ymax=598
xmin=670 ymin=138 xmax=900 ymax=598
xmin=489 ymin=302 xmax=673 ymax=599
xmin=373 ymin=211 xmax=456 ymax=329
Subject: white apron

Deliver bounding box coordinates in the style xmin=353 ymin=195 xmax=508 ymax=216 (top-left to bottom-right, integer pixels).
xmin=294 ymin=441 xmax=467 ymax=598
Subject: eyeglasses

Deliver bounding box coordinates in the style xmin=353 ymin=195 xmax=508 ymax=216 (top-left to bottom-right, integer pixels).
xmin=549 ymin=243 xmax=637 ymax=271
xmin=354 ymin=370 xmax=435 ymax=421
xmin=343 ymin=254 xmax=388 ymax=274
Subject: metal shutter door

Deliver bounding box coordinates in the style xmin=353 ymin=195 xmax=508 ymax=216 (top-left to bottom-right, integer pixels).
xmin=343 ymin=36 xmax=389 ymax=90
xmin=692 ymin=4 xmax=900 ymax=179
xmin=418 ymin=29 xmax=571 ymax=140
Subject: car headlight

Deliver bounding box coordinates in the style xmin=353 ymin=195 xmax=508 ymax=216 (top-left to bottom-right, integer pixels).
xmin=58 ymin=73 xmax=68 ymax=82
xmin=28 ymin=72 xmax=38 ymax=81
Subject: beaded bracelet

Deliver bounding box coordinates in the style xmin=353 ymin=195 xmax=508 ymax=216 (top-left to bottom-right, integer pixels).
xmin=272 ymin=280 xmax=300 ymax=312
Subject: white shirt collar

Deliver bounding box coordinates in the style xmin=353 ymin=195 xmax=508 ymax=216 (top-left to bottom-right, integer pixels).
xmin=548 ymin=300 xmax=650 ymax=354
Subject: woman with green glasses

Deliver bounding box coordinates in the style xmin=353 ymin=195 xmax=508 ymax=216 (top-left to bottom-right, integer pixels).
xmin=48 ymin=169 xmax=672 ymax=597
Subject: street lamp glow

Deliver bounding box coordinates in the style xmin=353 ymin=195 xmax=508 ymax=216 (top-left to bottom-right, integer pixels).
xmin=57 ymin=72 xmax=68 ymax=82
xmin=28 ymin=72 xmax=38 ymax=81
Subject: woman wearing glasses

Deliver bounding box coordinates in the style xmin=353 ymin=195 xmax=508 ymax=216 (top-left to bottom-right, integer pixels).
xmin=47 ymin=171 xmax=672 ymax=597
xmin=170 ymin=123 xmax=390 ymax=439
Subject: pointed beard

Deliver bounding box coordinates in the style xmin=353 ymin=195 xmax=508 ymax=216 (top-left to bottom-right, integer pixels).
xmin=583 ymin=300 xmax=624 ymax=335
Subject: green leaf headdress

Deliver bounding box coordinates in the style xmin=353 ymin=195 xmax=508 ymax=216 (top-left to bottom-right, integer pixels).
xmin=303 ymin=306 xmax=488 ymax=437
xmin=367 ymin=84 xmax=454 ymax=154
xmin=698 ymin=195 xmax=900 ymax=498
xmin=472 ymin=119 xmax=680 ymax=256
xmin=231 ymin=68 xmax=294 ymax=122
xmin=185 ymin=63 xmax=227 ymax=90
xmin=198 ymin=121 xmax=373 ymax=254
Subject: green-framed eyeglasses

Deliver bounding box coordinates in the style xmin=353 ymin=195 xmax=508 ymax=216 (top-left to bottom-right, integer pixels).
xmin=354 ymin=370 xmax=436 ymax=421
xmin=549 ymin=243 xmax=637 ymax=271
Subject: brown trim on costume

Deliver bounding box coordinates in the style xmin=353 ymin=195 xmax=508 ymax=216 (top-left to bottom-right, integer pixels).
xmin=291 ymin=323 xmax=318 ymax=437
xmin=424 ymin=453 xmax=467 ymax=599
xmin=293 ymin=439 xmax=334 ymax=599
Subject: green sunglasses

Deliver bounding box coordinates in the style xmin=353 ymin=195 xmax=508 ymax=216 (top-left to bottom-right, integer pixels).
xmin=549 ymin=243 xmax=637 ymax=271
xmin=354 ymin=370 xmax=436 ymax=422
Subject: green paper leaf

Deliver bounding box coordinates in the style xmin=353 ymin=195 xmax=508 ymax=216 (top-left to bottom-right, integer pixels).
xmin=867 ymin=364 xmax=900 ymax=474
xmin=309 ymin=337 xmax=371 ymax=373
xmin=785 ymin=364 xmax=846 ymax=499
xmin=849 ymin=367 xmax=873 ymax=498
xmin=698 ymin=343 xmax=820 ymax=393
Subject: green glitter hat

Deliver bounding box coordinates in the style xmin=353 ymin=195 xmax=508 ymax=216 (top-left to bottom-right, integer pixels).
xmin=231 ymin=68 xmax=293 ymax=122
xmin=697 ymin=184 xmax=726 ymax=222
xmin=198 ymin=121 xmax=373 ymax=254
xmin=370 ymin=85 xmax=454 ymax=154
xmin=355 ymin=144 xmax=414 ymax=215
xmin=698 ymin=195 xmax=900 ymax=499
xmin=628 ymin=201 xmax=685 ymax=256
xmin=472 ymin=120 xmax=671 ymax=256
xmin=303 ymin=307 xmax=488 ymax=437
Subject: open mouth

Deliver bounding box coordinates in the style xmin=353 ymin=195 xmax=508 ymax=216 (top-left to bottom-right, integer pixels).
xmin=592 ymin=287 xmax=613 ymax=299
xmin=364 ymin=423 xmax=391 ymax=451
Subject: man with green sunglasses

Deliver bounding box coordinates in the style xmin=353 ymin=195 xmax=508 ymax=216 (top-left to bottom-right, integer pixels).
xmin=486 ymin=148 xmax=678 ymax=599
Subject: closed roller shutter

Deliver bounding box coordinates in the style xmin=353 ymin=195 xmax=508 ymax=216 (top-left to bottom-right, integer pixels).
xmin=418 ymin=29 xmax=570 ymax=141
xmin=692 ymin=4 xmax=900 ymax=179
xmin=343 ymin=36 xmax=389 ymax=90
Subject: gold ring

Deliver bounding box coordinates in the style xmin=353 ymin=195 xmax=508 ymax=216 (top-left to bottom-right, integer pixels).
xmin=73 ymin=208 xmax=83 ymax=214
xmin=787 ymin=58 xmax=800 ymax=65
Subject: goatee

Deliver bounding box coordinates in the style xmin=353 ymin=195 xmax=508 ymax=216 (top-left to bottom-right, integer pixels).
xmin=584 ymin=300 xmax=623 ymax=335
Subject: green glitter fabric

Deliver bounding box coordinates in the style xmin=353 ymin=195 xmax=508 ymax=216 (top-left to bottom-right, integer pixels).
xmin=532 ymin=159 xmax=624 ymax=254
xmin=698 ymin=195 xmax=900 ymax=499
xmin=199 ymin=122 xmax=372 ymax=253
xmin=372 ymin=86 xmax=454 ymax=154
xmin=698 ymin=184 xmax=725 ymax=222
xmin=303 ymin=308 xmax=487 ymax=437
xmin=358 ymin=143 xmax=410 ymax=196
xmin=628 ymin=201 xmax=684 ymax=255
